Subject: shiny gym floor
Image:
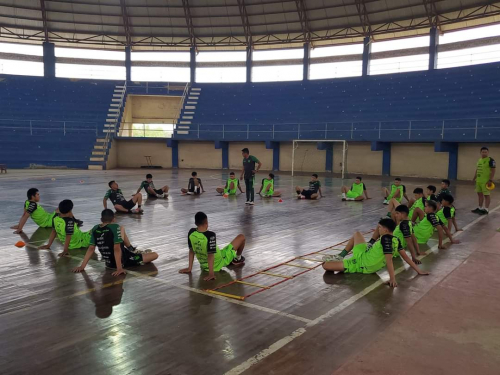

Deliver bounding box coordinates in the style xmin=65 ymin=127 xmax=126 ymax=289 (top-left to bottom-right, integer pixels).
xmin=1 ymin=169 xmax=499 ymax=375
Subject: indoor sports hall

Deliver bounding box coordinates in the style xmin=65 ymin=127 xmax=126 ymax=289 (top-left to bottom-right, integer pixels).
xmin=1 ymin=1 xmax=500 ymax=374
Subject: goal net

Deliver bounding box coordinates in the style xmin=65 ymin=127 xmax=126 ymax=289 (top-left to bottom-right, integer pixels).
xmin=291 ymin=140 xmax=348 ymax=179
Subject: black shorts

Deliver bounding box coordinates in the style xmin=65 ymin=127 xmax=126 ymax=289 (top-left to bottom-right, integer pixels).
xmin=189 ymin=186 xmax=201 ymax=195
xmin=301 ymin=190 xmax=315 ymax=199
xmin=116 ymin=199 xmax=136 ymax=210
xmin=148 ymin=188 xmax=163 ymax=197
xmin=122 ymin=248 xmax=143 ymax=267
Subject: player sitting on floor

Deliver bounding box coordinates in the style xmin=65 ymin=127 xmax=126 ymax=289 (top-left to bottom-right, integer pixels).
xmin=388 ymin=188 xmax=426 ymax=223
xmin=11 ymin=188 xmax=83 ymax=234
xmin=413 ymin=200 xmax=459 ymax=249
xmin=322 ymin=218 xmax=429 ymax=288
xmin=367 ymin=205 xmax=425 ymax=264
xmin=436 ymin=179 xmax=451 ymax=202
xmin=39 ymin=199 xmax=92 ymax=257
xmin=137 ymin=173 xmax=169 ymax=199
xmin=179 ymin=212 xmax=246 ymax=281
xmin=382 ymin=177 xmax=409 ymax=205
xmin=72 ymin=209 xmax=159 ymax=277
xmin=216 ymin=172 xmax=243 ymax=196
xmin=181 ymin=171 xmax=205 ymax=195
xmin=341 ymin=176 xmax=370 ymax=201
xmin=296 ymin=174 xmax=322 ymax=199
xmin=104 ymin=181 xmax=143 ymax=214
xmin=258 ymin=173 xmax=281 ymax=197
xmin=437 ymin=194 xmax=462 ymax=233
xmin=426 ymin=185 xmax=438 ymax=202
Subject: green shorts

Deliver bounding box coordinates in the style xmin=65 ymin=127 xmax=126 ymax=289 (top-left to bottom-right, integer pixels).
xmin=343 ymin=243 xmax=367 ymax=273
xmin=220 ymin=244 xmax=237 ymax=268
xmin=475 ymin=181 xmax=491 ymax=195
xmin=69 ymin=231 xmax=92 ymax=250
xmin=346 ymin=190 xmax=361 ymax=199
xmin=413 ymin=226 xmax=432 ymax=245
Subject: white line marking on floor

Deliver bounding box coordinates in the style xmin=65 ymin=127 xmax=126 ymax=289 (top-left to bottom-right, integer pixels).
xmin=224 ymin=204 xmax=500 ymax=375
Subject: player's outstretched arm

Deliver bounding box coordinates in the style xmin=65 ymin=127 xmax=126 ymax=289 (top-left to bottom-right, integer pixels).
xmin=405 ymin=236 xmax=420 ymax=264
xmin=12 ymin=211 xmax=30 ymax=233
xmin=204 ymin=253 xmax=216 ymax=281
xmin=39 ymin=229 xmax=57 ymax=249
xmin=59 ymin=235 xmax=72 ymax=257
xmin=399 ymin=249 xmax=429 ymax=275
xmin=73 ymin=245 xmax=96 ymax=273
xmin=179 ymin=250 xmax=195 ymax=274
xmin=103 ymin=198 xmax=108 ymax=209
xmin=385 ymin=254 xmax=397 ymax=288
xmin=111 ymin=243 xmax=126 ymax=276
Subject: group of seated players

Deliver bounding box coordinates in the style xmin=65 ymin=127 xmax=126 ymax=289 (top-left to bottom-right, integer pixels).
xmin=11 ymin=173 xmax=461 ymax=287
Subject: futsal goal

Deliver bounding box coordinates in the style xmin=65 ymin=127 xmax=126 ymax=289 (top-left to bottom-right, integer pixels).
xmin=291 ymin=140 xmax=348 ymax=179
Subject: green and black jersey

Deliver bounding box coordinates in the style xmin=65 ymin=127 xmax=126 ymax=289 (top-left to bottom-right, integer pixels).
xmin=188 ymin=228 xmax=227 ymax=272
xmin=53 ymin=216 xmax=91 ymax=249
xmin=476 ymin=157 xmax=496 ymax=183
xmin=436 ymin=188 xmax=451 ymax=202
xmin=24 ymin=200 xmax=56 ymax=228
xmin=393 ymin=220 xmax=413 ymax=254
xmin=90 ymin=223 xmax=124 ymax=268
xmin=104 ymin=189 xmax=127 ymax=206
xmin=307 ymin=180 xmax=321 ymax=193
xmin=243 ymin=155 xmax=260 ymax=180
xmin=139 ymin=181 xmax=157 ymax=195
xmin=436 ymin=206 xmax=455 ymax=226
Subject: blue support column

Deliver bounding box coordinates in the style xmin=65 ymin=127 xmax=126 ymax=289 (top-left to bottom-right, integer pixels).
xmin=190 ymin=47 xmax=196 ymax=83
xmin=303 ymin=42 xmax=310 ymax=81
xmin=362 ymin=36 xmax=371 ymax=77
xmin=317 ymin=142 xmax=333 ymax=172
xmin=429 ymin=27 xmax=439 ymax=71
xmin=215 ymin=141 xmax=229 ymax=169
xmin=371 ymin=142 xmax=391 ymax=176
xmin=265 ymin=141 xmax=280 ymax=171
xmin=43 ymin=42 xmax=55 ymax=78
xmin=434 ymin=142 xmax=458 ymax=180
xmin=246 ymin=47 xmax=252 ymax=83
xmin=167 ymin=140 xmax=179 ymax=168
xmin=125 ymin=46 xmax=131 ymax=82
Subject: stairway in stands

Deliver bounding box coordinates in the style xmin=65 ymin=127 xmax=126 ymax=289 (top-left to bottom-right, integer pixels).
xmin=176 ymin=86 xmax=200 ymax=136
xmin=88 ymin=83 xmax=127 ymax=170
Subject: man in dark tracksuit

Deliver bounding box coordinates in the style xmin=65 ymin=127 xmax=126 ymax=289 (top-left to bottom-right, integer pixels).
xmin=240 ymin=148 xmax=262 ymax=205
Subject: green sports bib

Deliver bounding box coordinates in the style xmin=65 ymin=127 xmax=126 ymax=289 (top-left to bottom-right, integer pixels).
xmin=388 ymin=184 xmax=404 ymax=202
xmin=224 ymin=178 xmax=239 ymax=195
xmin=476 ymin=157 xmax=495 ymax=183
xmin=351 ymin=182 xmax=364 ymax=196
xmin=262 ymin=179 xmax=274 ymax=196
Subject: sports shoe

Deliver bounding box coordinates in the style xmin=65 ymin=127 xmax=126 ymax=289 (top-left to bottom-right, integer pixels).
xmin=479 ymin=209 xmax=489 ymax=215
xmin=322 ymin=254 xmax=343 ymax=262
xmin=299 ymin=195 xmax=306 ymax=199
xmin=231 ymin=256 xmax=245 ymax=266
xmin=471 ymin=208 xmax=482 ymax=214
xmin=248 ymin=201 xmax=254 ymax=205
xmin=187 ymin=192 xmax=193 ymax=195
xmin=342 ymin=197 xmax=347 ymax=201
xmin=131 ymin=208 xmax=141 ymax=214
xmin=383 ymin=199 xmax=389 ymax=205
xmin=245 ymin=201 xmax=250 ymax=205
xmin=156 ymin=193 xmax=164 ymax=198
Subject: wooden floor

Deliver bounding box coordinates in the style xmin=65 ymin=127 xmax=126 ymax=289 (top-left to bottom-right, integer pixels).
xmin=1 ymin=169 xmax=499 ymax=375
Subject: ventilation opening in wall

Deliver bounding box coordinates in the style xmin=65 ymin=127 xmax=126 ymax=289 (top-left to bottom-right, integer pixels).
xmin=131 ymin=123 xmax=175 ymax=138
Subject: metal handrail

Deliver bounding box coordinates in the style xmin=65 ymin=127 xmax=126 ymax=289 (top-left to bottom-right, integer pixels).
xmin=175 ymin=82 xmax=190 ymax=124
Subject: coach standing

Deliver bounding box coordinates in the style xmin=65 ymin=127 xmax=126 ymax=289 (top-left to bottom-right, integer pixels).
xmin=240 ymin=148 xmax=262 ymax=206
xmin=472 ymin=146 xmax=496 ymax=215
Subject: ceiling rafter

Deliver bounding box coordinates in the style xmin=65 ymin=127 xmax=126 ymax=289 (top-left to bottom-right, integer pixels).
xmin=422 ymin=0 xmax=441 ymax=31
xmin=237 ymin=0 xmax=252 ymax=47
xmin=39 ymin=0 xmax=49 ymax=42
xmin=295 ymin=0 xmax=311 ymax=44
xmin=181 ymin=0 xmax=196 ymax=49
xmin=354 ymin=0 xmax=372 ymax=37
xmin=120 ymin=0 xmax=131 ymax=46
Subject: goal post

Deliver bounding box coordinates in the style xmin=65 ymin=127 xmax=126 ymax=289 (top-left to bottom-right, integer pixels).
xmin=291 ymin=140 xmax=347 ymax=179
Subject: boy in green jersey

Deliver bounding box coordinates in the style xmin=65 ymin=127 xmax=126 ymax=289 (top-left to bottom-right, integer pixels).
xmin=472 ymin=146 xmax=496 ymax=215
xmin=11 ymin=188 xmax=83 ymax=234
xmin=39 ymin=200 xmax=92 ymax=257
xmin=137 ymin=173 xmax=169 ymax=199
xmin=426 ymin=185 xmax=438 ymax=202
xmin=386 ymin=188 xmax=426 ymax=223
xmin=72 ymin=209 xmax=159 ymax=277
xmin=181 ymin=171 xmax=205 ymax=195
xmin=104 ymin=181 xmax=143 ymax=214
xmin=413 ymin=200 xmax=459 ymax=249
xmin=322 ymin=218 xmax=428 ymax=288
xmin=382 ymin=177 xmax=409 ymax=205
xmin=179 ymin=212 xmax=246 ymax=281
xmin=341 ymin=176 xmax=370 ymax=201
xmin=437 ymin=194 xmax=462 ymax=233
xmin=258 ymin=173 xmax=282 ymax=197
xmin=296 ymin=174 xmax=323 ymax=199
xmin=216 ymin=172 xmax=243 ymax=196
xmin=436 ymin=179 xmax=451 ymax=202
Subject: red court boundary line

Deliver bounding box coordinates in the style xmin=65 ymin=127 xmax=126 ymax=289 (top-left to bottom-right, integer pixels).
xmin=205 ymin=229 xmax=374 ymax=300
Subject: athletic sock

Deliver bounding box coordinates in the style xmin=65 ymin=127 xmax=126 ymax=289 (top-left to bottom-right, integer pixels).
xmin=339 ymin=249 xmax=348 ymax=258
xmin=346 ymin=198 xmax=354 ymax=201
xmin=236 ymin=255 xmax=242 ymax=260
xmin=485 ymin=208 xmax=489 ymax=212
xmin=341 ymin=193 xmax=346 ymax=198
xmin=369 ymin=238 xmax=376 ymax=245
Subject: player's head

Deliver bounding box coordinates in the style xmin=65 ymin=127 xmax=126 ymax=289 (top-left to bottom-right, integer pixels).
xmin=27 ymin=188 xmax=39 ymax=202
xmin=355 ymin=176 xmax=362 ymax=184
xmin=146 ymin=173 xmax=153 ymax=182
xmin=441 ymin=179 xmax=450 ymax=189
xmin=58 ymin=199 xmax=73 ymax=215
xmin=480 ymin=146 xmax=489 ymax=158
xmin=426 ymin=185 xmax=436 ymax=195
xmin=440 ymin=194 xmax=454 ymax=206
xmin=394 ymin=177 xmax=402 ymax=186
xmin=425 ymin=200 xmax=438 ymax=213
xmin=378 ymin=218 xmax=397 ymax=235
xmin=413 ymin=187 xmax=424 ymax=198
xmin=269 ymin=173 xmax=275 ymax=180
xmin=191 ymin=171 xmax=197 ymax=177
xmin=195 ymin=211 xmax=208 ymax=229
xmin=395 ymin=204 xmax=409 ymax=220
xmin=311 ymin=173 xmax=318 ymax=181
xmin=229 ymin=171 xmax=235 ymax=178
xmin=101 ymin=209 xmax=115 ymax=223
xmin=108 ymin=180 xmax=118 ymax=190
xmin=241 ymin=147 xmax=250 ymax=157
